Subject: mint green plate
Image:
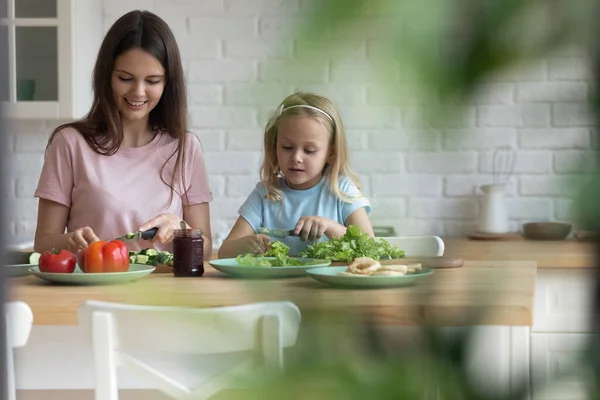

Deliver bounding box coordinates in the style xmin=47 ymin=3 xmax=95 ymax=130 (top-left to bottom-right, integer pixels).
xmin=28 ymin=264 xmax=155 ymax=285
xmin=3 ymin=264 xmax=33 ymax=278
xmin=307 ymin=266 xmax=434 ymax=288
xmin=209 ymin=257 xmax=331 ymax=278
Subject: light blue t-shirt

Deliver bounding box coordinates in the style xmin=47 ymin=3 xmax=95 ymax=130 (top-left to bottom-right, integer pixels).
xmin=238 ymin=175 xmax=371 ymax=255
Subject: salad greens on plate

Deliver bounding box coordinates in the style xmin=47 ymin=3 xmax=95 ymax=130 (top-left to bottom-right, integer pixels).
xmin=236 ymin=225 xmax=404 ymax=266
xmin=235 ymin=242 xmax=324 ymax=267
xmin=298 ymin=225 xmax=404 ymax=262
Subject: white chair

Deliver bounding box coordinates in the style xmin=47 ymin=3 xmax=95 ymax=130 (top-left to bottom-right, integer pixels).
xmin=379 ymin=236 xmax=445 ymax=256
xmin=78 ymin=300 xmax=301 ymax=400
xmin=4 ymin=301 xmax=33 ymax=400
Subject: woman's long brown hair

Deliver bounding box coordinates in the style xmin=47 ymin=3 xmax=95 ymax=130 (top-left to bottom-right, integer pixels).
xmin=46 ymin=10 xmax=189 ymax=206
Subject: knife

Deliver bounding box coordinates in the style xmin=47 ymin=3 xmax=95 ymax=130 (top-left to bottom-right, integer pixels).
xmin=256 ymin=227 xmax=298 ymax=238
xmin=115 ymin=227 xmax=158 ymax=242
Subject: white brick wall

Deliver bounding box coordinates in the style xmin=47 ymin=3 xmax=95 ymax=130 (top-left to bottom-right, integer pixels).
xmin=6 ymin=0 xmax=598 ymax=246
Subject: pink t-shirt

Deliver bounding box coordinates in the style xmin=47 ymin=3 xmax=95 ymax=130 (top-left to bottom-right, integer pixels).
xmin=34 ymin=127 xmax=213 ymax=252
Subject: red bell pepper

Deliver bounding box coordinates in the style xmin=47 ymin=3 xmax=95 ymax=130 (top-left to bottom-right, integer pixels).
xmin=39 ymin=249 xmax=76 ymax=273
xmin=78 ymin=240 xmax=129 ymax=273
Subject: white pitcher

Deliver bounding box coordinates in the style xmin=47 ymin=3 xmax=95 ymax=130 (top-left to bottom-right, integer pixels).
xmin=478 ymin=183 xmax=509 ymax=234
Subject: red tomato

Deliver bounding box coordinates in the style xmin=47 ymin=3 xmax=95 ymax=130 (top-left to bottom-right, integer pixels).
xmin=38 ymin=249 xmax=76 ymax=273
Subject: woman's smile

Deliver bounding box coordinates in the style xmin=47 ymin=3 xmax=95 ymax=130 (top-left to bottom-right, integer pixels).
xmin=125 ymin=98 xmax=148 ymax=110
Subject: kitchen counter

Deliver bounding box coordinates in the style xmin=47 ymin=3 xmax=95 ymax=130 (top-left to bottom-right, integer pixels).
xmin=443 ymin=237 xmax=597 ymax=268
xmin=9 ymin=260 xmax=536 ymax=326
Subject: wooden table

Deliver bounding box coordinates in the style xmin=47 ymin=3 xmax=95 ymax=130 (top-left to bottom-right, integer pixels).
xmin=9 ymin=260 xmax=536 ymax=327
xmin=443 ymin=237 xmax=597 ymax=268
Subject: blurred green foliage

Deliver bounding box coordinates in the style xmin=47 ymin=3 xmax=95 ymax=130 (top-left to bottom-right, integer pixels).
xmin=244 ymin=1 xmax=600 ymax=399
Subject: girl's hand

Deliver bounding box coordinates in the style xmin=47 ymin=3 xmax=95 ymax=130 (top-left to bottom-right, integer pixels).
xmin=238 ymin=234 xmax=271 ymax=255
xmin=139 ymin=213 xmax=188 ymax=244
xmin=293 ymin=216 xmax=337 ymax=241
xmin=66 ymin=226 xmax=101 ymax=253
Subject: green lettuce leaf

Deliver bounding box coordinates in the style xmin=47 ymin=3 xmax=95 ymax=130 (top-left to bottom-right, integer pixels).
xmin=298 ymin=225 xmax=405 ymax=262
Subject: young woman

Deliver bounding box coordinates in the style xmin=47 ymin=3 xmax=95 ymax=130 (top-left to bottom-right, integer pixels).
xmin=34 ymin=10 xmax=213 ymax=258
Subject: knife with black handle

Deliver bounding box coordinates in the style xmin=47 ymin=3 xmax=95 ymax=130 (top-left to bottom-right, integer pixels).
xmin=115 ymin=227 xmax=158 ymax=242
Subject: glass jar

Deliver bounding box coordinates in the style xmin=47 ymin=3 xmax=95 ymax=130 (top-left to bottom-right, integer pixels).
xmin=172 ymin=228 xmax=204 ymax=277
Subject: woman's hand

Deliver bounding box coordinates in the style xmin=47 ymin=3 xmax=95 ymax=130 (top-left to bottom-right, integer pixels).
xmin=139 ymin=213 xmax=188 ymax=244
xmin=237 ymin=234 xmax=271 ymax=255
xmin=66 ymin=226 xmax=101 ymax=253
xmin=293 ymin=216 xmax=342 ymax=241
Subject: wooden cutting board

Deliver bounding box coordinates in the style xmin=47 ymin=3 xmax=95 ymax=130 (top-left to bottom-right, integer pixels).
xmin=468 ymin=231 xmax=522 ymax=241
xmin=331 ymin=257 xmax=463 ymax=269
xmin=388 ymin=256 xmax=463 ymax=269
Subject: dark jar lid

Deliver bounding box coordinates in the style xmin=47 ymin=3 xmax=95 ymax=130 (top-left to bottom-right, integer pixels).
xmin=173 ymin=228 xmax=203 ymax=239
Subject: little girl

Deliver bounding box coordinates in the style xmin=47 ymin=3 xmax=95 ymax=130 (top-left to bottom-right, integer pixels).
xmin=218 ymin=92 xmax=374 ymax=258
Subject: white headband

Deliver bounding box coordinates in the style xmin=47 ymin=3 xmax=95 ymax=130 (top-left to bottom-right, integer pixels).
xmin=277 ymin=104 xmax=334 ymax=124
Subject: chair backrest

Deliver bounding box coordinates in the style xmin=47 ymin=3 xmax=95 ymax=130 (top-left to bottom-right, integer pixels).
xmin=5 ymin=301 xmax=33 ymax=400
xmin=78 ymin=300 xmax=301 ymax=355
xmin=380 ymin=236 xmax=445 ymax=256
xmin=79 ymin=300 xmax=301 ymax=399
xmin=4 ymin=302 xmax=33 ymax=348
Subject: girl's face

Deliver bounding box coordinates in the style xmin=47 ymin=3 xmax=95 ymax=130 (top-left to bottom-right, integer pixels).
xmin=276 ymin=116 xmax=332 ymax=190
xmin=111 ymin=48 xmax=166 ymax=124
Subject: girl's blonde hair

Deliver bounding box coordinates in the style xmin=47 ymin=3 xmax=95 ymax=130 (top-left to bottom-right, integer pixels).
xmin=260 ymin=92 xmax=363 ymax=203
